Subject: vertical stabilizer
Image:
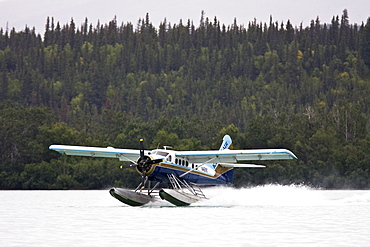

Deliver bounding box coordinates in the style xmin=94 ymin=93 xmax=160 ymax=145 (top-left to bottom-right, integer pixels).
xmin=219 ymin=135 xmax=232 ymax=151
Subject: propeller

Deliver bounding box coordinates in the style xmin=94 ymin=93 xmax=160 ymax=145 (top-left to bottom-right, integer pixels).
xmin=119 ymin=139 xmax=163 ymax=190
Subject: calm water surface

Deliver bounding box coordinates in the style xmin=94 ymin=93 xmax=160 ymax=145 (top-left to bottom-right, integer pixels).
xmin=1 ymin=185 xmax=369 ymax=247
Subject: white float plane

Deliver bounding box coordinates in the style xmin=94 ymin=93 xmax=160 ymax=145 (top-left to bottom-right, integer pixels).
xmin=49 ymin=135 xmax=297 ymax=206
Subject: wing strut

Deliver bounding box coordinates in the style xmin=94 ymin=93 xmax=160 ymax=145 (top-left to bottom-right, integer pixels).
xmin=179 ymin=156 xmax=217 ymax=178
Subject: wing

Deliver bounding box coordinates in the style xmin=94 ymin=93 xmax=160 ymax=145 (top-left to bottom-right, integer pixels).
xmin=175 ymin=149 xmax=297 ymax=164
xmin=49 ymin=145 xmax=141 ymax=162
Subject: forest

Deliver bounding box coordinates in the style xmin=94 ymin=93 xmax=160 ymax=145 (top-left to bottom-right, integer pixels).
xmin=1 ymin=10 xmax=370 ymax=190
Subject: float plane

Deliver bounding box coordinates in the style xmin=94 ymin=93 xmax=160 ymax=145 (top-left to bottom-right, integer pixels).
xmin=49 ymin=135 xmax=297 ymax=206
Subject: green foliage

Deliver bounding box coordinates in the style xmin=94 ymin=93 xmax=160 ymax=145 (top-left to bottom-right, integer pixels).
xmin=361 ymin=18 xmax=370 ymax=68
xmin=0 ymin=106 xmax=54 ymax=169
xmin=0 ymin=12 xmax=370 ymax=189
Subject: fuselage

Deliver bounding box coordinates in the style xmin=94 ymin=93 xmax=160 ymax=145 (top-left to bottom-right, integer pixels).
xmin=140 ymin=149 xmax=234 ymax=185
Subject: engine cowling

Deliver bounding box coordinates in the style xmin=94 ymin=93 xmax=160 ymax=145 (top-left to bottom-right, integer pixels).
xmin=136 ymin=155 xmax=155 ymax=176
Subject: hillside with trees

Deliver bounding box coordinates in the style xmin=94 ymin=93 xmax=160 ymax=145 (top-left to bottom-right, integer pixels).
xmin=1 ymin=10 xmax=370 ymax=189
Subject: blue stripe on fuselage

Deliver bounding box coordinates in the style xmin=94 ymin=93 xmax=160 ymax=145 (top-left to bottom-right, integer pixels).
xmin=147 ymin=162 xmax=234 ymax=185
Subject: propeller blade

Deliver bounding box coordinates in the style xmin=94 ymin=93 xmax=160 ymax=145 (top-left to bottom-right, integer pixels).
xmin=119 ymin=139 xmax=162 ymax=171
xmin=140 ymin=169 xmax=146 ymax=190
xmin=147 ymin=158 xmax=164 ymax=164
xmin=120 ymin=163 xmax=138 ymax=169
xmin=137 ymin=138 xmax=163 ymax=190
xmin=139 ymin=138 xmax=144 ymax=159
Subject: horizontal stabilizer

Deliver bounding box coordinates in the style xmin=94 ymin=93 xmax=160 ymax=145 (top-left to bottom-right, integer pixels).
xmin=220 ymin=163 xmax=266 ymax=168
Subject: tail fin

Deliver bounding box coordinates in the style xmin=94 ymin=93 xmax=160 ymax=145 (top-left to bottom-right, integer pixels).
xmin=219 ymin=135 xmax=232 ymax=151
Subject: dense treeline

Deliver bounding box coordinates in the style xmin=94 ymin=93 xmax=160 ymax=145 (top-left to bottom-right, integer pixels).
xmin=1 ymin=10 xmax=370 ymax=189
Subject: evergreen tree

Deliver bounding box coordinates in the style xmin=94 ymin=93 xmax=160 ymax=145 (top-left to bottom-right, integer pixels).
xmin=0 ymin=12 xmax=370 ymax=189
xmin=361 ymin=17 xmax=370 ymax=68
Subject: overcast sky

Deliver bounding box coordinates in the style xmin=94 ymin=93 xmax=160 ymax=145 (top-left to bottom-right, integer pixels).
xmin=0 ymin=0 xmax=369 ymax=33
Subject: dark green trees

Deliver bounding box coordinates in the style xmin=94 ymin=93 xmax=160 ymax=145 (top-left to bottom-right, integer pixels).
xmin=361 ymin=17 xmax=370 ymax=68
xmin=0 ymin=11 xmax=370 ymax=189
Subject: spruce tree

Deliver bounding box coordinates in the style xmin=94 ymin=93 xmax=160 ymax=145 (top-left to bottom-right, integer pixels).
xmin=361 ymin=17 xmax=370 ymax=68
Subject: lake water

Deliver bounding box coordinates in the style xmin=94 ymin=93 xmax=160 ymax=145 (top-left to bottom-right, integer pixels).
xmin=1 ymin=185 xmax=369 ymax=247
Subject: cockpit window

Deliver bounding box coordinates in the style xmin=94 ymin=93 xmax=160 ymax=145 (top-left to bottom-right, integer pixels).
xmin=167 ymin=155 xmax=172 ymax=162
xmin=153 ymin=151 xmax=169 ymax=157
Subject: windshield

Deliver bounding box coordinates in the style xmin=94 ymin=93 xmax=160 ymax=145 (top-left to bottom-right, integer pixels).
xmin=152 ymin=151 xmax=169 ymax=157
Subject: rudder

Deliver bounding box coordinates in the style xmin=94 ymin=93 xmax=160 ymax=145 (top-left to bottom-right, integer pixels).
xmin=219 ymin=135 xmax=232 ymax=151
